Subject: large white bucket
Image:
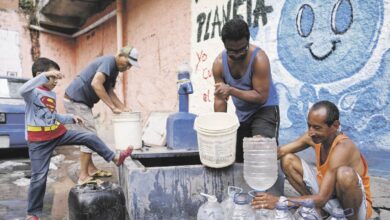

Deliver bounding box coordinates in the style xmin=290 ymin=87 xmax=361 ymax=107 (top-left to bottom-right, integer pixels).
xmin=194 ymin=112 xmax=239 ymax=168
xmin=112 ymin=112 xmax=142 ymax=150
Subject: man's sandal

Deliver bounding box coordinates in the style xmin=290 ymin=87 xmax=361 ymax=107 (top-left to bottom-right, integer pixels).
xmin=90 ymin=169 xmax=112 ymax=177
xmin=77 ymin=176 xmax=103 ymax=186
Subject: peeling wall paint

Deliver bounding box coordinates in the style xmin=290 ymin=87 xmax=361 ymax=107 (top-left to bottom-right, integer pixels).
xmin=0 ymin=29 xmax=22 ymax=77
xmin=0 ymin=5 xmax=34 ymax=78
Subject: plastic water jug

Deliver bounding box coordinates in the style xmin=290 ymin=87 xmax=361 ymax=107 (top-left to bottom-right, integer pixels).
xmin=221 ymin=186 xmax=243 ymax=220
xmin=228 ymin=193 xmax=255 ymax=220
xmin=197 ymin=193 xmax=224 ymax=220
xmin=248 ymin=190 xmax=274 ymax=220
xmin=274 ymin=201 xmax=294 ymax=220
xmin=329 ymin=208 xmax=353 ymax=220
xmin=112 ymin=112 xmax=142 ymax=150
xmin=243 ymin=137 xmax=278 ymax=191
xmin=68 ymin=182 xmax=126 ymax=220
xmin=255 ymin=208 xmax=274 ymax=220
xmin=293 ymin=199 xmax=321 ymax=220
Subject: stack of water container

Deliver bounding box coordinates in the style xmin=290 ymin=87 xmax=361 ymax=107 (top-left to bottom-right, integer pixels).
xmin=197 ymin=188 xmax=256 ymax=220
xmin=197 ymin=187 xmax=295 ymax=220
xmin=292 ymin=199 xmax=352 ymax=220
xmin=196 ymin=188 xmax=351 ymax=220
xmin=293 ymin=199 xmax=321 ymax=220
xmin=196 ymin=189 xmax=344 ymax=220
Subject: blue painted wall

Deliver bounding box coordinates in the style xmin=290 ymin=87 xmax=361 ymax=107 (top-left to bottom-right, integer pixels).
xmin=191 ymin=0 xmax=390 ymax=177
xmin=276 ymin=0 xmax=390 ymax=177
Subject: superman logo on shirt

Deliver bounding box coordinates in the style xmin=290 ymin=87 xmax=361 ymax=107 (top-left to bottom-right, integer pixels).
xmin=40 ymin=96 xmax=56 ymax=112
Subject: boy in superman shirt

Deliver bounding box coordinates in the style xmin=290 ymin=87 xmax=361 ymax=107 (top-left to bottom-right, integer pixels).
xmin=19 ymin=58 xmax=132 ymax=220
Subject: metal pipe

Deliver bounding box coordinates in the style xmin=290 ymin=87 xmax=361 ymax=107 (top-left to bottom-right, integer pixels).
xmin=72 ymin=9 xmax=116 ymax=38
xmin=116 ymin=0 xmax=128 ymax=106
xmin=116 ymin=0 xmax=123 ymax=52
xmin=29 ymin=25 xmax=73 ymax=38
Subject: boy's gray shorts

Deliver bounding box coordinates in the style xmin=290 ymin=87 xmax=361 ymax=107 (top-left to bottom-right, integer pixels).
xmin=63 ymin=98 xmax=96 ymax=153
xmin=301 ymin=159 xmax=367 ymax=219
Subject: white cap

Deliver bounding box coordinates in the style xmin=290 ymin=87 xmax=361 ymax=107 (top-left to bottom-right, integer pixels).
xmin=121 ymin=45 xmax=140 ymax=68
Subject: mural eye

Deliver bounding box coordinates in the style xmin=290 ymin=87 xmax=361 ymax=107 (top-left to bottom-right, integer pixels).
xmin=331 ymin=0 xmax=353 ymax=34
xmin=296 ymin=4 xmax=314 ymax=37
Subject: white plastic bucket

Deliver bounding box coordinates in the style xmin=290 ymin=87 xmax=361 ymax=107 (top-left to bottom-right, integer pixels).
xmin=112 ymin=112 xmax=142 ymax=150
xmin=194 ymin=113 xmax=239 ymax=168
xmin=195 ymin=112 xmax=238 ymax=131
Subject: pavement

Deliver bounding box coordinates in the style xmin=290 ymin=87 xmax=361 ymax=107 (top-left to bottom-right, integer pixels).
xmin=0 ymin=145 xmax=118 ymax=220
xmin=0 ymin=145 xmax=389 ymax=219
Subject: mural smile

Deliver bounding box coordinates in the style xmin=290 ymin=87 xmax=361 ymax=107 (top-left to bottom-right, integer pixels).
xmin=305 ymin=39 xmax=340 ymax=61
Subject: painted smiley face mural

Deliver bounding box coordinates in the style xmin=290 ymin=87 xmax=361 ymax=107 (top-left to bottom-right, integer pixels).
xmin=277 ymin=0 xmax=383 ymax=84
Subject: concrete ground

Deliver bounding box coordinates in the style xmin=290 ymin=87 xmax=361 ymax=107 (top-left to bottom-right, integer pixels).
xmin=0 ymin=145 xmax=389 ymax=219
xmin=0 ymin=145 xmax=118 ymax=220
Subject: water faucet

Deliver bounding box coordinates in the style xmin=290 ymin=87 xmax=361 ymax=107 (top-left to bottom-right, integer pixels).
xmin=177 ymin=63 xmax=193 ymax=112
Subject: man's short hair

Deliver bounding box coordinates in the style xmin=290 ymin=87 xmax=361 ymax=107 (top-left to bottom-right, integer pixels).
xmin=32 ymin=57 xmax=60 ymax=77
xmin=310 ymin=100 xmax=340 ymax=127
xmin=221 ymin=17 xmax=250 ymax=43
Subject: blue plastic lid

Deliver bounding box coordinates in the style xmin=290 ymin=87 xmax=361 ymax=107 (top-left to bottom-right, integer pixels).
xmin=289 ymin=199 xmax=315 ymax=208
xmin=299 ymin=199 xmax=316 ymax=208
xmin=248 ymin=190 xmax=264 ymax=198
xmin=303 ymin=214 xmax=319 ymax=220
xmin=233 ymin=193 xmax=251 ymax=205
xmin=331 ymin=208 xmax=354 ymax=218
xmin=275 ymin=201 xmax=289 ymax=211
xmin=228 ymin=186 xmax=243 ymax=198
xmin=331 ymin=207 xmax=344 ymax=218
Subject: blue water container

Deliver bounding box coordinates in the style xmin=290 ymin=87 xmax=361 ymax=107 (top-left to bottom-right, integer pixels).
xmin=166 ymin=112 xmax=198 ymax=150
xmin=166 ymin=63 xmax=198 ymax=150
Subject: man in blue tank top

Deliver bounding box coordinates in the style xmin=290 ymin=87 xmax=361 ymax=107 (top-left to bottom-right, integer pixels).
xmin=213 ymin=18 xmax=283 ymax=193
xmin=213 ymin=18 xmax=279 ymax=162
xmin=64 ymin=45 xmax=140 ymax=184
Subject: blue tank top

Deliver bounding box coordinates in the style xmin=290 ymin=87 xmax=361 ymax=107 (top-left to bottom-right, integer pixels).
xmin=222 ymin=47 xmax=278 ymax=123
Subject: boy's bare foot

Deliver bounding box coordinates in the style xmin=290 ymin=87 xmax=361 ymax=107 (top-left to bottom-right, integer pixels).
xmin=114 ymin=146 xmax=133 ymax=166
